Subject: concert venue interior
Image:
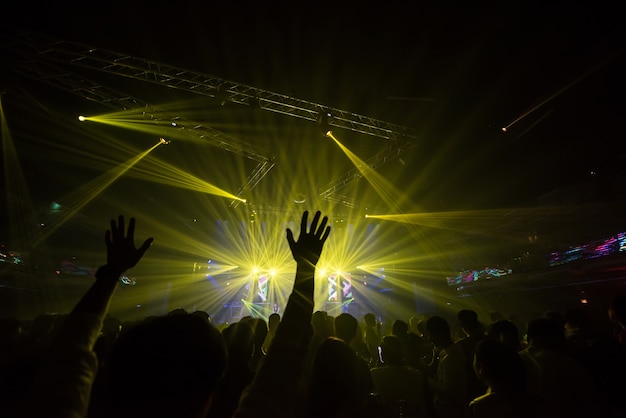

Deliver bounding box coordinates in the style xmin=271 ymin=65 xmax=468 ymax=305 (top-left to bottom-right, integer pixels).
xmin=1 ymin=3 xmax=625 ymax=331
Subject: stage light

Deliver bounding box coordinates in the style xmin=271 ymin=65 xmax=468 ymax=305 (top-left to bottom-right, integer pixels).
xmin=293 ymin=193 xmax=306 ymax=204
xmin=78 ymin=115 xmax=86 ymax=121
xmin=159 ymin=137 xmax=170 ymax=145
xmin=316 ymin=110 xmax=332 ymax=137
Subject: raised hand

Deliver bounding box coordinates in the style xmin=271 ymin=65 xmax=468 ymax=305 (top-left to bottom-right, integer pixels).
xmin=105 ymin=215 xmax=154 ymax=275
xmin=286 ymin=210 xmax=331 ymax=268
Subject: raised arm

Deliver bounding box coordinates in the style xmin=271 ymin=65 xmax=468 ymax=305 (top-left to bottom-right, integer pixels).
xmin=18 ymin=215 xmax=153 ymax=418
xmin=286 ymin=209 xmax=330 ymax=304
xmin=233 ymin=210 xmax=330 ymax=418
xmin=72 ymin=215 xmax=153 ymax=317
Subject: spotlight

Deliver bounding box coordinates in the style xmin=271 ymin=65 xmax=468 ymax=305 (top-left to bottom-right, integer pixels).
xmin=78 ymin=115 xmax=86 ymax=122
xmin=293 ymin=193 xmax=306 ymax=204
xmin=159 ymin=137 xmax=171 ymax=145
xmin=316 ymin=110 xmax=332 ymax=137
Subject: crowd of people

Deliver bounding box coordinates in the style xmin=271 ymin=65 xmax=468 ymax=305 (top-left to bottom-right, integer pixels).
xmin=2 ymin=210 xmax=626 ymax=417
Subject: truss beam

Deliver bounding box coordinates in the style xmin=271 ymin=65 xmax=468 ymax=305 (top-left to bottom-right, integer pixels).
xmin=8 ymin=32 xmax=417 ymax=141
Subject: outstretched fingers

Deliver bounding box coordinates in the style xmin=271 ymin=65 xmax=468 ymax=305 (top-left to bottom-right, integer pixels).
xmin=300 ymin=210 xmax=309 ymax=236
xmin=126 ymin=217 xmax=136 ymax=240
xmin=309 ymin=210 xmax=321 ymax=234
xmin=315 ymin=215 xmax=329 ymax=238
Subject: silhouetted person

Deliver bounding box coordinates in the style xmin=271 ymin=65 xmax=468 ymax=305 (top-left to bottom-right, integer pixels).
xmin=105 ymin=313 xmax=227 ymax=418
xmin=370 ymin=335 xmax=426 ymax=418
xmin=334 ymin=312 xmax=375 ymax=394
xmin=456 ymin=309 xmax=486 ymax=403
xmin=425 ymin=315 xmax=469 ymax=418
xmin=233 ymin=210 xmax=331 ymax=418
xmin=261 ymin=312 xmax=280 ymax=354
xmin=16 ymin=215 xmax=154 ymax=418
xmin=305 ymin=337 xmax=379 ymax=418
xmin=470 ymin=338 xmax=547 ymax=418
xmin=363 ymin=313 xmax=381 ymax=368
xmin=241 ymin=316 xmax=268 ymax=372
xmin=524 ymin=317 xmax=596 ymax=418
xmin=209 ymin=321 xmax=256 ymax=418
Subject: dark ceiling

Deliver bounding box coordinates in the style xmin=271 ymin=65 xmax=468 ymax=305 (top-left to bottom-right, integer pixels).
xmin=1 ymin=0 xmax=626 ymax=268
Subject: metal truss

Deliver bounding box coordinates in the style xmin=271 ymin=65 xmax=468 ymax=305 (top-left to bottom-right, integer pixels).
xmin=7 ymin=32 xmax=417 ymax=142
xmin=8 ymin=56 xmax=275 ymax=201
xmin=4 ymin=31 xmax=418 ymax=208
xmin=229 ymin=159 xmax=276 ymax=208
xmin=318 ymin=140 xmax=417 ymax=206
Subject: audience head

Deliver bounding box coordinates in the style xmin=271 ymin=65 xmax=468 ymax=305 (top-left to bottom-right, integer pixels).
xmin=306 ymin=337 xmax=369 ymax=417
xmin=473 ymin=337 xmax=525 ymax=391
xmin=526 ymin=317 xmax=566 ymax=351
xmin=391 ymin=319 xmax=409 ymax=338
xmin=106 ymin=313 xmax=226 ymax=418
xmin=364 ymin=313 xmax=377 ymax=327
xmin=426 ymin=315 xmax=452 ymax=348
xmin=458 ymin=309 xmax=484 ymax=337
xmin=167 ymin=307 xmax=188 ymax=316
xmin=312 ymin=310 xmax=332 ymax=338
xmin=564 ymin=307 xmax=591 ymax=337
xmin=379 ymin=335 xmax=404 ymax=365
xmin=222 ymin=320 xmax=255 ymax=367
xmin=335 ymin=313 xmax=358 ymax=343
xmin=488 ymin=319 xmax=521 ymax=351
xmin=191 ymin=310 xmax=211 ymax=323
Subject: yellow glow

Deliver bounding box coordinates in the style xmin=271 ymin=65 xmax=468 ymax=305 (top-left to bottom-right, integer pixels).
xmin=33 ymin=142 xmax=160 ymax=246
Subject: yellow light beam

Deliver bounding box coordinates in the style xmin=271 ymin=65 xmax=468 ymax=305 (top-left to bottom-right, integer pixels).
xmin=33 ymin=142 xmax=160 ymax=246
xmin=327 ymin=132 xmax=414 ymax=215
xmin=502 ymin=51 xmax=623 ymax=132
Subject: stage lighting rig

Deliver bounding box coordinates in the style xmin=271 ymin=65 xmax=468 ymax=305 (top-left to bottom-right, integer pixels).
xmin=316 ymin=110 xmax=332 ymax=137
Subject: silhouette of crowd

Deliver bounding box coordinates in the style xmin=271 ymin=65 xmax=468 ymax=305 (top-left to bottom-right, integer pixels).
xmin=2 ymin=210 xmax=626 ymax=418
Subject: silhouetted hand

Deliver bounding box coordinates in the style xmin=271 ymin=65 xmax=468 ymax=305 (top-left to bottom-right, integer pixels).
xmin=105 ymin=215 xmax=153 ymax=275
xmin=286 ymin=210 xmax=331 ymax=268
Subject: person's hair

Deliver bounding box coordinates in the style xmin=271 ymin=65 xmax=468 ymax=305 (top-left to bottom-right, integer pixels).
xmin=426 ymin=315 xmax=450 ymax=336
xmin=106 ymin=313 xmax=226 ymax=414
xmin=458 ymin=309 xmax=479 ymax=328
xmin=474 ymin=337 xmax=525 ymax=390
xmin=526 ymin=317 xmax=565 ymax=350
xmin=488 ymin=319 xmax=521 ymax=350
xmin=222 ymin=321 xmax=255 ymax=365
xmin=379 ymin=335 xmax=404 ymax=365
xmin=364 ymin=313 xmax=377 ymax=327
xmin=391 ymin=319 xmax=409 ymax=337
xmin=335 ymin=313 xmax=358 ymax=342
xmin=307 ymin=337 xmax=365 ymax=417
xmin=312 ymin=311 xmax=332 ymax=337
